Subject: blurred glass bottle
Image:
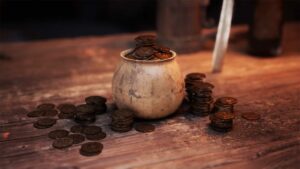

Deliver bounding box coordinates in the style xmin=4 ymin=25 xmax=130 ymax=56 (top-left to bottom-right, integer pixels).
xmin=249 ymin=0 xmax=284 ymax=57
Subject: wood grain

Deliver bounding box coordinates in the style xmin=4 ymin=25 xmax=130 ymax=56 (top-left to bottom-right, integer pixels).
xmin=0 ymin=23 xmax=300 ymax=169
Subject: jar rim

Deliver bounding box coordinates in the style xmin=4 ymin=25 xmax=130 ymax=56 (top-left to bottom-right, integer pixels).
xmin=120 ymin=48 xmax=176 ymax=63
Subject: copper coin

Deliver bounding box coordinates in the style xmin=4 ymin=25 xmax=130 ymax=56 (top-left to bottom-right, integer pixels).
xmin=86 ymin=132 xmax=106 ymax=141
xmin=80 ymin=142 xmax=103 ymax=156
xmin=70 ymin=125 xmax=85 ymax=133
xmin=27 ymin=110 xmax=43 ymax=118
xmin=69 ymin=134 xmax=85 ymax=144
xmin=85 ymin=96 xmax=107 ymax=105
xmin=214 ymin=112 xmax=235 ymax=120
xmin=57 ymin=103 xmax=76 ymax=114
xmin=37 ymin=103 xmax=55 ymax=111
xmin=83 ymin=126 xmax=102 ymax=135
xmin=135 ymin=47 xmax=155 ymax=58
xmin=43 ymin=109 xmax=58 ymax=117
xmin=216 ymin=97 xmax=238 ymax=105
xmin=52 ymin=137 xmax=73 ymax=149
xmin=186 ymin=73 xmax=206 ymax=80
xmin=242 ymin=112 xmax=261 ymax=121
xmin=134 ymin=123 xmax=155 ymax=133
xmin=36 ymin=118 xmax=56 ymax=126
xmin=48 ymin=129 xmax=69 ymax=139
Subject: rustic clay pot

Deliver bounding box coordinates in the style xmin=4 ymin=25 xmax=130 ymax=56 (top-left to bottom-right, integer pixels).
xmin=112 ymin=49 xmax=184 ymax=119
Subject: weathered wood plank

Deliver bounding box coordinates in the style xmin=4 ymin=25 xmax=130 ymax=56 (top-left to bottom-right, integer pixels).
xmin=0 ymin=23 xmax=300 ymax=169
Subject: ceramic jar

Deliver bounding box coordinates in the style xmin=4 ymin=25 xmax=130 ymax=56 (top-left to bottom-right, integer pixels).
xmin=112 ymin=49 xmax=184 ymax=119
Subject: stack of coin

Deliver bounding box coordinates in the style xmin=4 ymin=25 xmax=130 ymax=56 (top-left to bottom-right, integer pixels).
xmin=74 ymin=104 xmax=96 ymax=124
xmin=83 ymin=126 xmax=106 ymax=141
xmin=85 ymin=96 xmax=107 ymax=114
xmin=57 ymin=103 xmax=76 ymax=119
xmin=185 ymin=73 xmax=214 ymax=116
xmin=185 ymin=73 xmax=206 ymax=90
xmin=209 ymin=111 xmax=235 ymax=132
xmin=212 ymin=97 xmax=237 ymax=114
xmin=125 ymin=35 xmax=173 ymax=60
xmin=111 ymin=109 xmax=134 ymax=132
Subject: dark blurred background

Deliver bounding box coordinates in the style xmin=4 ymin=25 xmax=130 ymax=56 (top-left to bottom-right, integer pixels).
xmin=0 ymin=0 xmax=299 ymax=42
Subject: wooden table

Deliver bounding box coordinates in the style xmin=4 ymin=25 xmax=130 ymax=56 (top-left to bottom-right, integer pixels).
xmin=1 ymin=23 xmax=300 ymax=169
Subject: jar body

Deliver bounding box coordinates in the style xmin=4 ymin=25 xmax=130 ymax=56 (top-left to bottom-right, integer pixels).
xmin=112 ymin=50 xmax=184 ymax=119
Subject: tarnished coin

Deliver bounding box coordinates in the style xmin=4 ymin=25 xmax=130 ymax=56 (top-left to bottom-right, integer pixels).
xmin=80 ymin=142 xmax=103 ymax=156
xmin=36 ymin=118 xmax=56 ymax=126
xmin=242 ymin=112 xmax=261 ymax=121
xmin=27 ymin=110 xmax=43 ymax=118
xmin=43 ymin=109 xmax=58 ymax=117
xmin=135 ymin=35 xmax=156 ymax=45
xmin=154 ymin=52 xmax=172 ymax=60
xmin=186 ymin=73 xmax=206 ymax=80
xmin=33 ymin=122 xmax=51 ymax=129
xmin=37 ymin=103 xmax=55 ymax=111
xmin=134 ymin=123 xmax=155 ymax=133
xmin=86 ymin=132 xmax=106 ymax=141
xmin=58 ymin=112 xmax=75 ymax=119
xmin=85 ymin=96 xmax=107 ymax=105
xmin=57 ymin=103 xmax=76 ymax=114
xmin=52 ymin=137 xmax=73 ymax=149
xmin=216 ymin=97 xmax=238 ymax=105
xmin=69 ymin=134 xmax=85 ymax=144
xmin=83 ymin=126 xmax=102 ymax=135
xmin=76 ymin=104 xmax=95 ymax=114
xmin=48 ymin=129 xmax=69 ymax=139
xmin=70 ymin=125 xmax=85 ymax=133
xmin=209 ymin=123 xmax=232 ymax=132
xmin=153 ymin=45 xmax=171 ymax=53
xmin=214 ymin=112 xmax=235 ymax=120
xmin=135 ymin=47 xmax=155 ymax=58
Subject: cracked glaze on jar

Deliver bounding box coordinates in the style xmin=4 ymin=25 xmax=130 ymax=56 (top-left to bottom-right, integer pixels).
xmin=112 ymin=49 xmax=184 ymax=119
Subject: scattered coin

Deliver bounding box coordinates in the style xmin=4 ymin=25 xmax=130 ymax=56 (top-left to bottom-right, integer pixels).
xmin=57 ymin=103 xmax=76 ymax=114
xmin=58 ymin=112 xmax=75 ymax=119
xmin=37 ymin=118 xmax=56 ymax=126
xmin=242 ymin=112 xmax=261 ymax=121
xmin=69 ymin=134 xmax=85 ymax=144
xmin=83 ymin=126 xmax=102 ymax=135
xmin=134 ymin=123 xmax=155 ymax=133
xmin=70 ymin=125 xmax=85 ymax=133
xmin=27 ymin=110 xmax=43 ymax=118
xmin=37 ymin=103 xmax=55 ymax=111
xmin=43 ymin=109 xmax=58 ymax=117
xmin=33 ymin=123 xmax=51 ymax=129
xmin=48 ymin=129 xmax=69 ymax=139
xmin=52 ymin=137 xmax=73 ymax=149
xmin=80 ymin=142 xmax=103 ymax=156
xmin=33 ymin=118 xmax=56 ymax=129
xmin=86 ymin=132 xmax=106 ymax=141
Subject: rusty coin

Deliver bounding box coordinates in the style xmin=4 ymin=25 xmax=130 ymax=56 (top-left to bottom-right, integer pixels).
xmin=48 ymin=129 xmax=69 ymax=139
xmin=134 ymin=123 xmax=155 ymax=133
xmin=242 ymin=112 xmax=261 ymax=121
xmin=80 ymin=142 xmax=103 ymax=156
xmin=52 ymin=137 xmax=73 ymax=149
